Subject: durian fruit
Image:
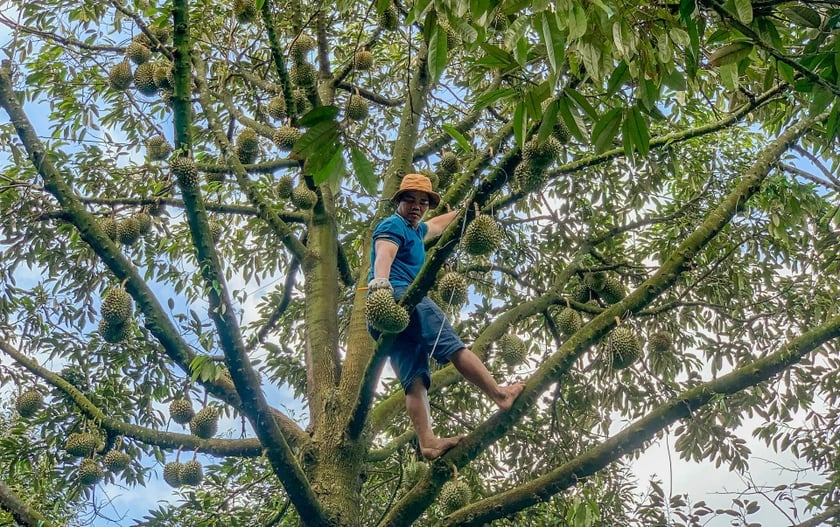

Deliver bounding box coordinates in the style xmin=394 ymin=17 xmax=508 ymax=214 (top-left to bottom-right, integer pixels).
xmin=346 ymin=94 xmax=369 ymax=121
xmin=583 ymin=271 xmax=606 ymax=292
xmin=169 ymin=398 xmax=195 ymax=425
xmin=378 ymin=2 xmax=399 ymax=30
xmin=134 ymin=211 xmax=153 ymax=235
xmin=170 ymin=156 xmax=199 ymax=189
xmin=78 ymin=459 xmax=104 ymax=486
xmin=267 ymin=94 xmax=287 ymax=120
xmin=606 ymin=326 xmax=642 ymax=370
xmin=65 ymin=432 xmax=103 ymax=458
xmin=437 ymin=151 xmax=460 ymax=175
xmin=497 ymin=334 xmax=527 ymax=366
xmin=552 ymin=119 xmax=571 ymax=144
xmin=522 ymin=136 xmax=561 ymax=169
xmin=153 ymin=62 xmax=174 ymax=90
xmin=569 ymin=281 xmax=593 ymax=303
xmin=146 ymin=135 xmax=172 ymax=161
xmin=98 ymin=318 xmax=132 ymax=343
xmin=163 ymin=461 xmax=182 ymax=487
xmin=353 ymin=49 xmax=374 ymax=70
xmin=365 ymin=289 xmax=410 ymax=334
xmin=190 ymin=407 xmax=220 ymax=439
xmin=178 ymin=460 xmax=204 ymax=486
xmin=148 ymin=25 xmax=172 ymax=46
xmin=276 ymin=175 xmax=294 ymax=199
xmin=556 ymin=307 xmax=582 ymax=336
xmin=15 ymin=389 xmax=43 ymax=418
xmin=513 ymin=158 xmax=548 ymax=193
xmin=117 ymin=217 xmax=142 ymax=245
xmin=439 ymin=480 xmax=471 ymax=514
xmin=402 ymin=460 xmax=428 ymax=489
xmin=273 ymin=125 xmax=302 ymax=151
xmin=101 ymin=288 xmax=133 ymax=324
xmin=290 ymin=62 xmax=316 ymax=87
xmin=462 ymin=214 xmax=501 ymax=256
xmin=291 ymin=183 xmax=317 ymax=209
xmin=133 ymin=62 xmax=158 ymax=96
xmin=108 ymin=61 xmax=133 ymax=91
xmin=437 ymin=272 xmax=468 ymax=307
xmin=599 ymin=276 xmax=626 ymax=304
xmin=235 ymin=128 xmax=261 ymax=164
xmin=648 ymin=331 xmax=673 ymax=354
xmin=233 ymin=0 xmax=258 ymax=23
xmin=209 ymin=221 xmax=223 ymax=242
xmin=125 ymin=41 xmax=152 ymax=65
xmin=291 ymin=88 xmax=309 ymax=112
xmin=103 ymin=450 xmax=132 ymax=472
xmin=290 ymin=34 xmax=317 ymax=64
xmin=98 ymin=217 xmax=118 ymax=241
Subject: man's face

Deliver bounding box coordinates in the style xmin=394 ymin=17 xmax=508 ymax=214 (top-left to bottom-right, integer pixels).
xmin=396 ymin=190 xmax=430 ymax=227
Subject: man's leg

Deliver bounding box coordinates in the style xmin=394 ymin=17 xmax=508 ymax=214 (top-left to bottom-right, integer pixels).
xmin=449 ymin=348 xmax=524 ymax=410
xmin=405 ymin=377 xmax=463 ymax=459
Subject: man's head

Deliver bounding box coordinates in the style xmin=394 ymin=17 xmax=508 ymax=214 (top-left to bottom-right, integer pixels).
xmin=391 ymin=173 xmax=441 ymax=227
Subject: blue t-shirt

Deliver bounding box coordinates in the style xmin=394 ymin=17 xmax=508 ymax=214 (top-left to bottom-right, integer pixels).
xmin=369 ymin=213 xmax=428 ymax=286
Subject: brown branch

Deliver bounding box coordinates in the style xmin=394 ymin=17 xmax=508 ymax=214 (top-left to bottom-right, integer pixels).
xmin=0 ymin=14 xmax=121 ymax=53
xmin=790 ymin=505 xmax=840 ymax=527
xmin=0 ymin=479 xmax=53 ymax=527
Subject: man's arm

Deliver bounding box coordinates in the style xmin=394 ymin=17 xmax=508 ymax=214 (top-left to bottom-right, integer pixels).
xmin=424 ymin=210 xmax=459 ymax=240
xmin=371 ymin=239 xmax=399 ymax=285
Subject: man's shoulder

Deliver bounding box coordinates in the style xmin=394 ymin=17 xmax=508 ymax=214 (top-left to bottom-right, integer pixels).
xmin=375 ymin=214 xmax=408 ymax=232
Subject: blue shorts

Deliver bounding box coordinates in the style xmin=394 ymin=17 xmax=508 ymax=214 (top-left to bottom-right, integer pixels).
xmin=368 ymin=286 xmax=465 ymax=393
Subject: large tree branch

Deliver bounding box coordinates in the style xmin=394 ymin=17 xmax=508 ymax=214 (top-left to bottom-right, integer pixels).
xmin=378 ymin=109 xmax=826 ymax=527
xmin=441 ymin=313 xmax=840 ymax=526
xmin=791 ymin=504 xmax=840 ymax=527
xmin=0 ymin=480 xmax=53 ymax=527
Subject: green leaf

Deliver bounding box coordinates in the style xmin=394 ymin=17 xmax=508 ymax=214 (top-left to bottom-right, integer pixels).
xmin=592 ymin=107 xmax=622 ymax=153
xmin=783 ymin=5 xmax=822 ymax=28
xmin=513 ymin=101 xmax=526 ymax=150
xmin=311 ymin=146 xmax=345 ymax=185
xmin=708 ymin=41 xmax=753 ymax=67
xmin=734 ymin=0 xmax=752 ymax=24
xmin=291 ymin=120 xmax=340 ymax=160
xmin=622 ymin=105 xmax=650 ymax=158
xmin=255 ymin=0 xmax=265 ymax=10
xmin=537 ymin=99 xmax=558 ymax=143
xmin=350 ymin=147 xmax=377 ymax=195
xmin=442 ymin=124 xmax=472 ymax=152
xmin=427 ymin=24 xmax=449 ymax=83
xmin=406 ymin=0 xmax=432 ymax=25
xmin=568 ymin=2 xmax=587 ymax=40
xmin=524 ymin=81 xmax=550 ymax=121
xmin=539 ymin=11 xmax=565 ymax=74
xmin=477 ymin=43 xmax=517 ymax=71
xmin=474 ymin=87 xmax=515 ymax=109
xmin=606 ymin=61 xmax=630 ymax=97
xmin=298 ymin=105 xmax=339 ymax=127
xmin=557 ymin=96 xmax=585 ymax=142
xmin=564 ymin=87 xmax=598 ymax=121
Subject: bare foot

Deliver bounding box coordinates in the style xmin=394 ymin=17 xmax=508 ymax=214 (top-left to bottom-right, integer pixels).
xmin=419 ymin=435 xmax=464 ymax=460
xmin=495 ymin=382 xmax=525 ymax=411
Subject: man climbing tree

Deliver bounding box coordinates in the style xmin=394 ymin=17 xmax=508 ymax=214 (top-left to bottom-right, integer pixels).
xmin=367 ymin=173 xmax=524 ymax=459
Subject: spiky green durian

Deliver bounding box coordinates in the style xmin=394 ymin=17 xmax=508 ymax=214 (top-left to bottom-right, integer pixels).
xmin=437 ymin=272 xmax=468 ymax=307
xmin=273 ymin=125 xmax=302 ymax=150
xmin=267 ymin=94 xmax=287 ymax=120
xmin=606 ymin=326 xmax=642 ymax=370
xmin=276 ymin=175 xmax=294 ymax=199
xmin=552 ymin=119 xmax=571 ymax=144
xmin=163 ymin=461 xmax=182 ymax=487
xmin=147 ymin=200 xmax=166 ymax=217
xmin=98 ymin=318 xmax=132 ymax=343
xmin=291 ymin=183 xmax=317 ymax=209
xmin=291 ymin=88 xmax=309 ymax=112
xmin=378 ymin=3 xmax=399 ymax=30
xmin=108 ymin=61 xmax=133 ymax=91
xmin=599 ymin=276 xmax=626 ymax=304
xmin=134 ymin=212 xmax=153 ymax=235
xmin=346 ymin=94 xmax=369 ymax=121
xmin=513 ymin=158 xmax=548 ymax=192
xmin=497 ymin=334 xmax=527 ymax=366
xmin=437 ymin=151 xmax=460 ymax=175
xmin=149 ymin=25 xmax=172 ymax=45
xmin=15 ymin=389 xmax=43 ymax=418
xmin=178 ymin=460 xmax=204 ymax=486
xmin=290 ymin=62 xmax=316 ymax=86
xmin=66 ymin=432 xmax=103 ymax=458
xmin=353 ymin=49 xmax=374 ymax=70
xmin=98 ymin=217 xmax=118 ymax=241
xmin=146 ymin=135 xmax=172 ymax=161
xmin=439 ymin=480 xmax=471 ymax=514
xmin=235 ymin=128 xmax=261 ymax=164
xmin=556 ymin=307 xmax=582 ymax=336
xmin=78 ymin=459 xmax=104 ymax=486
xmin=648 ymin=331 xmax=673 ymax=354
xmin=233 ymin=0 xmax=257 ymax=22
xmin=190 ymin=407 xmax=220 ymax=439
xmin=365 ymin=289 xmax=409 ymax=334
xmin=133 ymin=62 xmax=158 ymax=96
xmin=103 ymin=450 xmax=132 ymax=472
xmin=522 ymin=136 xmax=561 ymax=169
xmin=463 ymin=214 xmax=501 ymax=256
xmin=208 ymin=220 xmax=223 ymax=242
xmin=402 ymin=461 xmax=428 ymax=489
xmin=125 ymin=41 xmax=152 ymax=65
xmin=101 ymin=288 xmax=133 ymax=324
xmin=583 ymin=271 xmax=606 ymax=291
xmin=153 ymin=62 xmax=173 ymax=90
xmin=170 ymin=156 xmax=199 ymax=189
xmin=169 ymin=398 xmax=194 ymax=425
xmin=117 ymin=217 xmax=142 ymax=245
xmin=290 ymin=34 xmax=316 ymax=63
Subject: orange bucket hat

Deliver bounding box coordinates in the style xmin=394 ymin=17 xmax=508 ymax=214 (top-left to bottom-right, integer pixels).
xmin=391 ymin=173 xmax=441 ymax=208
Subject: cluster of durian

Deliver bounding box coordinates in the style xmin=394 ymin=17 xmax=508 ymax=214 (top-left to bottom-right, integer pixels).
xmin=98 ymin=211 xmax=153 ymax=247
xmin=497 ymin=334 xmax=527 ymax=366
xmin=583 ymin=271 xmax=626 ymax=305
xmin=163 ymin=459 xmax=204 ymax=487
xmin=513 ymin=136 xmax=563 ymax=193
xmin=108 ymin=28 xmax=172 ymax=98
xmin=605 ymin=325 xmax=642 ymax=370
xmin=14 ymin=389 xmax=43 ymax=418
xmin=99 ymin=287 xmax=134 ymax=343
xmin=146 ymin=135 xmax=172 ymax=161
xmin=436 ymin=272 xmax=468 ymax=307
xmin=438 ymin=479 xmax=471 ymax=514
xmin=463 ymin=214 xmax=502 ymax=257
xmin=77 ymin=438 xmax=133 ymax=486
xmin=168 ymin=398 xmax=220 ymax=439
xmin=66 ymin=432 xmax=105 ymax=458
xmin=235 ymin=128 xmax=261 ymax=164
xmin=435 ymin=151 xmax=460 ymax=189
xmin=365 ymin=289 xmax=410 ymax=334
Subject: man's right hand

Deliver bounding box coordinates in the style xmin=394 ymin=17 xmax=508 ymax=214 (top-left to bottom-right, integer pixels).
xmin=368 ymin=278 xmax=392 ymax=292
